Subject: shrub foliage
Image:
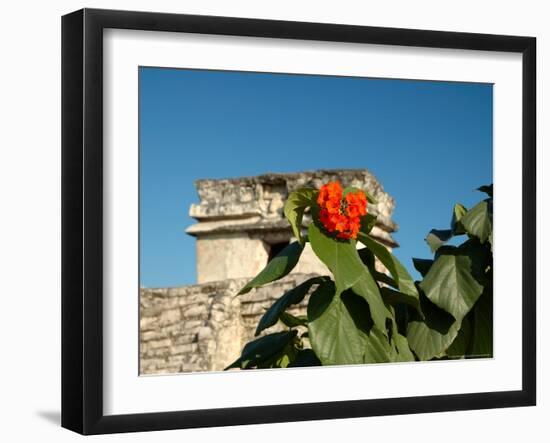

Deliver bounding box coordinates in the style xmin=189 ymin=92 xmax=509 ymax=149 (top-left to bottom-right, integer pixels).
xmin=227 ymin=183 xmax=493 ymax=369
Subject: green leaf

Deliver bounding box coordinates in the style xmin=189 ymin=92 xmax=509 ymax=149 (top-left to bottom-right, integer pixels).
xmin=308 ymin=281 xmax=365 ymax=365
xmin=258 ymin=342 xmax=298 ymax=369
xmin=380 ymin=287 xmax=421 ymax=314
xmin=412 ymin=258 xmax=433 ymax=277
xmin=358 ymin=247 xmax=398 ymax=288
xmin=419 ymin=250 xmax=484 ymax=323
xmin=407 ymin=292 xmax=462 ymax=360
xmin=225 ymin=331 xmax=297 ymax=369
xmin=469 ymin=289 xmax=493 ymax=358
xmin=358 ymin=246 xmax=375 ymax=268
xmin=359 ymin=213 xmax=377 ymax=235
xmin=238 ymin=242 xmax=303 ymax=294
xmin=351 ymin=271 xmax=392 ymax=334
xmin=446 ymin=316 xmax=472 ymax=359
xmin=358 ymin=248 xmax=409 ymax=299
xmin=254 ymin=276 xmax=326 ymax=335
xmin=308 ymin=224 xmax=391 ymax=333
xmin=283 ymin=188 xmax=317 ymax=246
xmin=357 ymin=233 xmax=419 ymax=300
xmin=288 ymin=349 xmax=321 ymax=367
xmin=372 ymin=270 xmax=398 ymax=288
xmin=365 ymin=192 xmax=377 ymax=205
xmin=425 ymin=229 xmax=453 ymax=253
xmin=451 ymin=203 xmax=468 ymax=235
xmin=385 ymin=304 xmax=414 ymax=362
xmin=477 ymin=184 xmax=493 ymax=197
xmin=461 ymin=200 xmax=492 ymax=244
xmin=390 ymin=333 xmax=416 ymax=362
xmin=307 ymin=280 xmax=336 ymax=321
xmin=307 ymin=282 xmax=391 ymax=365
xmin=363 ymin=324 xmax=393 ymax=363
xmin=279 ymin=312 xmax=308 ymax=328
xmin=308 ymin=222 xmax=365 ymax=294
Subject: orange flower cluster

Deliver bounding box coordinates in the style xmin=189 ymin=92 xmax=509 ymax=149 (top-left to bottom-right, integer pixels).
xmin=317 ymin=181 xmax=368 ymax=240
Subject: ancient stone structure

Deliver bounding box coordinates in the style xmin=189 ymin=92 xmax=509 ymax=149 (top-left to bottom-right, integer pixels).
xmin=140 ymin=169 xmax=398 ymax=374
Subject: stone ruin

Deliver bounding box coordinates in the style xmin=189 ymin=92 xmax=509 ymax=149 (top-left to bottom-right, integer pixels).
xmin=140 ymin=169 xmax=398 ymax=374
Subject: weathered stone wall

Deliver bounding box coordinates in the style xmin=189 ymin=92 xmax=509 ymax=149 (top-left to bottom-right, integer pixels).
xmin=140 ymin=273 xmax=317 ymax=374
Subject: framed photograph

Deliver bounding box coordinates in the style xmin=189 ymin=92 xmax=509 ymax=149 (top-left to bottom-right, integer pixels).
xmin=61 ymin=8 xmax=536 ymax=435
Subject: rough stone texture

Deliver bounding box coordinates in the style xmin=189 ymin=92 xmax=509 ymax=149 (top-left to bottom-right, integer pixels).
xmin=187 ymin=169 xmax=397 ymax=284
xmin=140 ymin=273 xmax=317 ymax=374
xmin=140 ymin=169 xmax=398 ymax=374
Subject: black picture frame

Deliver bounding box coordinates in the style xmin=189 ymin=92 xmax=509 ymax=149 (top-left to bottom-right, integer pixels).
xmin=61 ymin=8 xmax=536 ymax=435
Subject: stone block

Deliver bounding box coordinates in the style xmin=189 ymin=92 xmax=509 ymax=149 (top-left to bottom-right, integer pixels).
xmin=158 ymin=308 xmax=181 ymax=326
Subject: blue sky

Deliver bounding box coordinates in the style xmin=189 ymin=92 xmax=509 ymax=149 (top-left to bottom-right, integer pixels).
xmin=140 ymin=67 xmax=492 ymax=288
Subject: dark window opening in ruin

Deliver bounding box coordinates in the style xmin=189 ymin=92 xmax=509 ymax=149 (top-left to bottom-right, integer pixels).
xmin=267 ymin=241 xmax=290 ymax=263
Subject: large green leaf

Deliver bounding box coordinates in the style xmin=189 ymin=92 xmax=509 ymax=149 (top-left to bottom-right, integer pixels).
xmin=437 ymin=240 xmax=490 ymax=277
xmin=407 ymin=292 xmax=462 ymax=360
xmin=469 ymin=289 xmax=493 ymax=358
xmin=425 ymin=229 xmax=453 ymax=253
xmin=362 ymin=323 xmax=393 ymax=363
xmin=307 ymin=282 xmax=391 ymax=365
xmin=283 ymin=188 xmax=317 ymax=246
xmin=357 ymin=232 xmax=419 ymax=300
xmin=308 ymin=222 xmax=364 ymax=294
xmin=390 ymin=333 xmax=416 ymax=362
xmin=351 ymin=271 xmax=392 ymax=334
xmin=386 ymin=305 xmax=415 ymax=362
xmin=225 ymin=330 xmax=297 ymax=369
xmin=255 ymin=276 xmax=327 ymax=335
xmin=419 ymin=251 xmax=484 ymax=323
xmin=308 ymin=224 xmax=391 ymax=332
xmin=308 ymin=281 xmax=365 ymax=365
xmin=461 ymin=200 xmax=492 ymax=244
xmin=446 ymin=316 xmax=472 ymax=359
xmin=238 ymin=242 xmax=303 ymax=294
